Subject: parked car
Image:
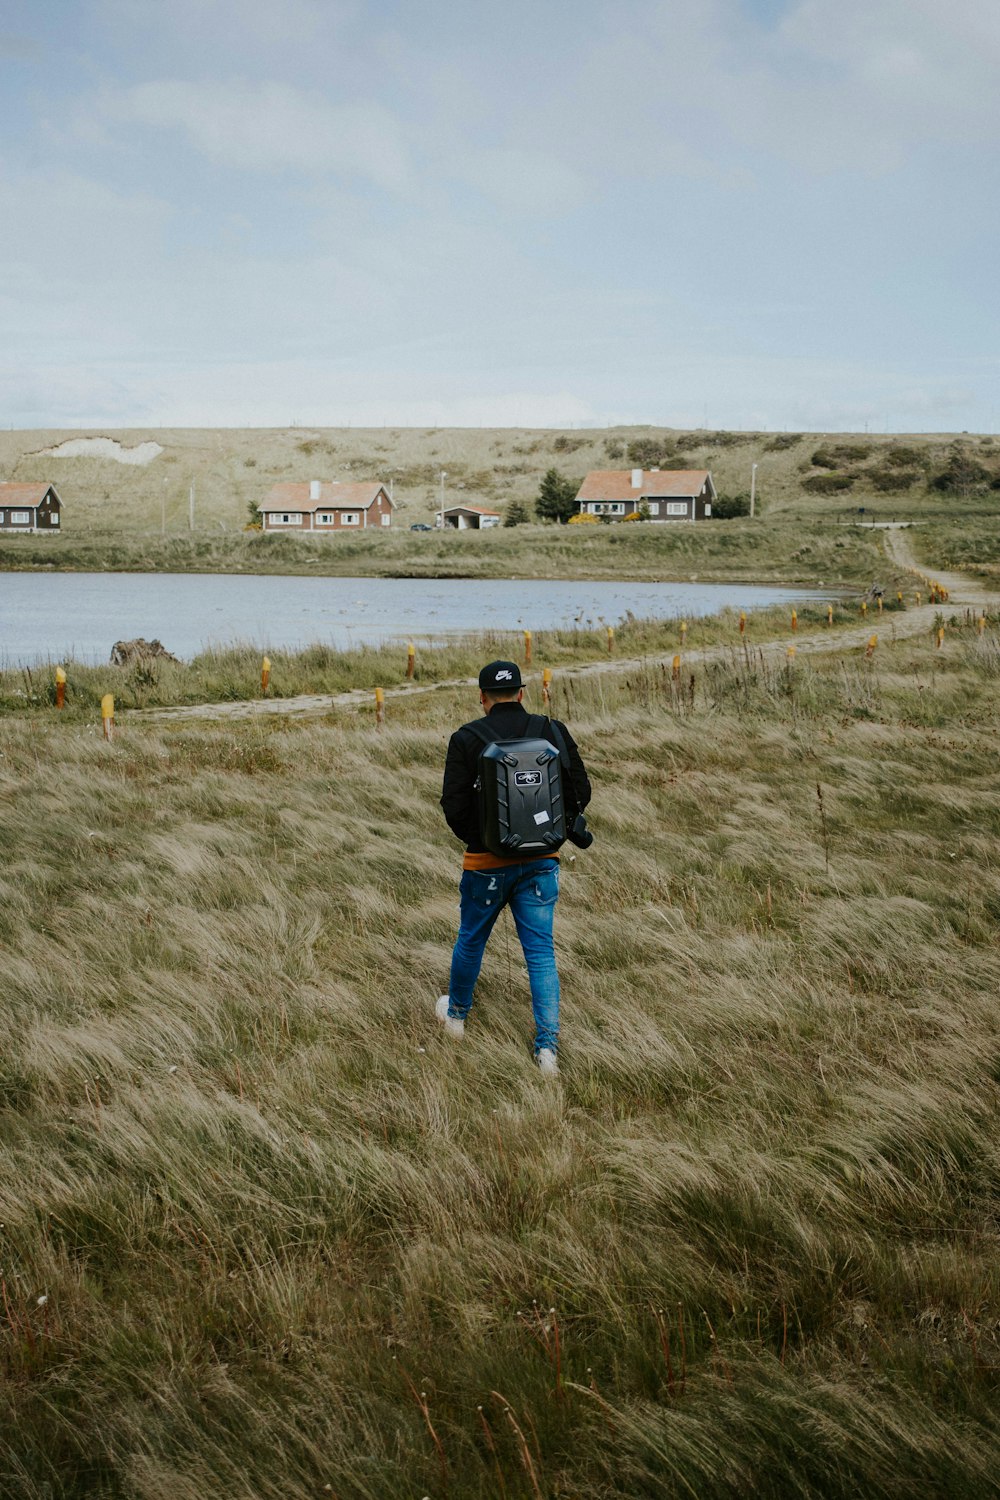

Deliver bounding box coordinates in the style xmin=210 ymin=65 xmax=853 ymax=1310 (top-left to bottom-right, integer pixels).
xmin=409 ymin=522 xmax=433 ymax=531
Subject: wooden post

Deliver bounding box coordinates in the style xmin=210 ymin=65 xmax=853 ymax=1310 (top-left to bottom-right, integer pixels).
xmin=542 ymin=667 xmax=552 ymax=707
xmin=791 ymin=608 xmax=797 ymax=632
xmin=865 ymin=634 xmax=877 ymax=659
xmin=523 ymin=629 xmax=532 ymax=666
xmin=261 ymin=655 xmax=271 ymax=695
xmin=55 ymin=666 xmax=66 ymax=709
xmin=680 ymin=620 xmax=687 ymax=647
xmin=607 ymin=625 xmax=614 ymax=655
xmin=739 ymin=611 xmax=746 ymax=636
xmin=936 ymin=626 xmax=944 ymax=649
xmin=101 ymin=693 xmax=114 ymax=741
xmin=406 ymin=641 xmax=415 ymax=679
xmin=978 ymin=615 xmax=986 ymax=636
xmin=826 ymin=603 xmax=833 ymax=627
xmin=375 ymin=686 xmax=385 ymax=726
xmin=672 ymin=653 xmax=681 ymax=682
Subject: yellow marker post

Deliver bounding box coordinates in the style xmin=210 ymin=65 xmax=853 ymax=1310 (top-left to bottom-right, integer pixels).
xmin=261 ymin=655 xmax=271 ymax=695
xmin=101 ymin=693 xmax=114 ymax=741
xmin=523 ymin=628 xmax=532 ymax=666
xmin=406 ymin=641 xmax=415 ymax=679
xmin=607 ymin=625 xmax=614 ymax=655
xmin=877 ymin=595 xmax=883 ymax=614
xmin=791 ymin=608 xmax=798 ymax=633
xmin=739 ymin=611 xmax=746 ymax=636
xmin=865 ymin=634 xmax=878 ymax=659
xmin=375 ymin=686 xmax=385 ymax=726
xmin=680 ymin=620 xmax=688 ymax=647
xmin=786 ymin=645 xmax=797 ymax=663
xmin=672 ymin=653 xmax=681 ymax=682
xmin=861 ymin=600 xmax=868 ymax=616
xmin=826 ymin=603 xmax=833 ymax=627
xmin=55 ymin=665 xmax=66 ymax=709
xmin=897 ymin=591 xmax=903 ymax=605
xmin=915 ymin=592 xmax=922 ymax=606
xmin=936 ymin=626 xmax=944 ymax=649
xmin=978 ymin=615 xmax=986 ymax=637
xmin=542 ymin=667 xmax=552 ymax=707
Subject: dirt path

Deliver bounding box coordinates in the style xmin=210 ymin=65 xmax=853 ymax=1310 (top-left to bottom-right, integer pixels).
xmin=133 ymin=533 xmax=1000 ymax=724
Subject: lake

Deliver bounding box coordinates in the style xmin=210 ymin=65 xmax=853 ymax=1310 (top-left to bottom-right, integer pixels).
xmin=0 ymin=572 xmax=834 ymax=666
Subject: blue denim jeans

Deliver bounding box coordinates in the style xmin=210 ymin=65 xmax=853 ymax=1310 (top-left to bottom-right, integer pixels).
xmin=447 ymin=858 xmax=560 ymax=1054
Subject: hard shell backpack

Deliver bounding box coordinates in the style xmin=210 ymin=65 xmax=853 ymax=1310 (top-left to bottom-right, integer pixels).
xmin=468 ymin=715 xmax=570 ymax=858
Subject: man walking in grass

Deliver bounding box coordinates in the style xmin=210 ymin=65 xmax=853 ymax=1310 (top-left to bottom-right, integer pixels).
xmin=438 ymin=660 xmax=591 ymax=1075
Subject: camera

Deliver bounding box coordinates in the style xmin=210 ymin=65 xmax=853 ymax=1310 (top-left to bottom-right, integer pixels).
xmin=566 ymin=813 xmax=594 ymax=850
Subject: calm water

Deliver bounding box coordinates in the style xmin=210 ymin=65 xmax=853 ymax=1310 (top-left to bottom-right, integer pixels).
xmin=0 ymin=572 xmax=833 ymax=666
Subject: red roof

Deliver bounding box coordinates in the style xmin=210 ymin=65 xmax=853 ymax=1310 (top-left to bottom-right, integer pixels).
xmin=576 ymin=469 xmax=713 ymax=502
xmin=262 ymin=482 xmax=391 ymax=513
xmin=0 ymin=483 xmax=59 ymax=505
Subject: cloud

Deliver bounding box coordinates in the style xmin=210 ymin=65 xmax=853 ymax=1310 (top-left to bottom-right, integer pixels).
xmin=108 ymin=78 xmax=410 ymax=192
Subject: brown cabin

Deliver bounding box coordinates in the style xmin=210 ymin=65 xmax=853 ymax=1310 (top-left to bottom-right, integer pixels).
xmin=576 ymin=468 xmax=716 ymax=522
xmin=0 ymin=483 xmax=63 ymax=533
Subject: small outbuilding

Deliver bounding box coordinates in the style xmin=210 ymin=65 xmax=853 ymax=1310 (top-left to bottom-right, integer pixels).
xmin=576 ymin=468 xmax=716 ymax=522
xmin=439 ymin=504 xmax=501 ymax=530
xmin=260 ymin=481 xmax=394 ymax=533
xmin=0 ymin=483 xmax=63 ymax=533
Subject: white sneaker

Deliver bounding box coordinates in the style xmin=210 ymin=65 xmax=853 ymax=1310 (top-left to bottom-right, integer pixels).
xmin=536 ymin=1048 xmax=559 ymax=1077
xmin=436 ymin=994 xmax=465 ymax=1039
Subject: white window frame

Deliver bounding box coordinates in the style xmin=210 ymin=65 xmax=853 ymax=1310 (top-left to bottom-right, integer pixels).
xmin=51 ymin=511 xmax=60 ymax=525
xmin=341 ymin=512 xmax=359 ymax=526
xmin=667 ymin=502 xmax=688 ymax=516
xmin=380 ymin=512 xmax=391 ymax=526
xmin=317 ymin=512 xmax=334 ymax=525
xmin=272 ymin=512 xmax=302 ymax=525
xmin=11 ymin=510 xmax=30 ymax=523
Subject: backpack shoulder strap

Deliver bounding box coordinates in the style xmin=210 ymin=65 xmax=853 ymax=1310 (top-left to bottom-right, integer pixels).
xmin=465 ymin=718 xmax=502 ymax=749
xmin=534 ymin=715 xmax=571 ymax=771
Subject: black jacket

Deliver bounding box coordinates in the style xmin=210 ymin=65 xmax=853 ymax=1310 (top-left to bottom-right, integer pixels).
xmin=440 ymin=700 xmax=591 ymax=853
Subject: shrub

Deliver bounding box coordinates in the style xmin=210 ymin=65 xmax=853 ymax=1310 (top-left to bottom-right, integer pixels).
xmin=626 ymin=438 xmax=668 ymax=468
xmin=246 ymin=498 xmax=262 ymax=526
xmin=930 ymin=451 xmax=992 ymax=495
xmin=803 ymin=473 xmax=855 ymax=494
xmin=713 ymin=493 xmax=752 ymax=518
xmin=567 ymin=511 xmax=598 ymax=524
xmin=552 ymin=435 xmax=587 ymax=453
xmin=811 ymin=444 xmax=871 ymax=469
xmin=764 ymin=433 xmax=802 ymax=452
xmin=870 ymin=469 xmax=919 ymax=493
xmin=604 ymin=439 xmax=625 ymax=461
xmin=886 ymin=445 xmax=926 ymax=468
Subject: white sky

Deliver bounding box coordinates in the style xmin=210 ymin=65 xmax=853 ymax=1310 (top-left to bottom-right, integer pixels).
xmin=2 ymin=0 xmax=997 ymax=431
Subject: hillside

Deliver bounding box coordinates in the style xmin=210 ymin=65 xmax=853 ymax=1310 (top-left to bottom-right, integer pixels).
xmin=2 ymin=425 xmax=999 ymax=537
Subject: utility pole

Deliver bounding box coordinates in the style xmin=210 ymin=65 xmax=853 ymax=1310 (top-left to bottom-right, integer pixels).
xmin=438 ymin=469 xmax=447 ymax=527
xmin=161 ymin=480 xmax=167 ymax=536
xmin=750 ymin=462 xmax=758 ymax=519
xmin=189 ymin=482 xmax=195 ymax=531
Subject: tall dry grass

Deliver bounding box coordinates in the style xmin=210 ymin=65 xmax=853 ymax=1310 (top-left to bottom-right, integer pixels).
xmin=1 ymin=623 xmax=999 ymax=1496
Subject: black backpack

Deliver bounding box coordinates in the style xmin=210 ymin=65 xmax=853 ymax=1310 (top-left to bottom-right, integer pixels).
xmin=468 ymin=715 xmax=571 ymax=858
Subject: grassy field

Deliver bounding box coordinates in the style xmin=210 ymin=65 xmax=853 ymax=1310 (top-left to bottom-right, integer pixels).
xmin=1 ymin=613 xmax=999 ymax=1497
xmin=1 ymin=423 xmax=998 ymax=584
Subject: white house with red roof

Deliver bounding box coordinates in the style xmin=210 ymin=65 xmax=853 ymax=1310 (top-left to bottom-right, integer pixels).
xmin=0 ymin=482 xmax=63 ymax=533
xmin=576 ymin=468 xmax=716 ymax=522
xmin=260 ymin=480 xmax=394 ymax=533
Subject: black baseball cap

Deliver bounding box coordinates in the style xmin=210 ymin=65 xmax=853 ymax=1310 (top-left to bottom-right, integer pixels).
xmin=479 ymin=660 xmax=522 ymax=693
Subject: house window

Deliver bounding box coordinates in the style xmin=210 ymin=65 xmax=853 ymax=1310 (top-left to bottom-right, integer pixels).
xmin=317 ymin=513 xmax=333 ymax=524
xmin=51 ymin=512 xmax=60 ymax=525
xmin=667 ymin=502 xmax=688 ymax=516
xmin=341 ymin=513 xmax=359 ymax=525
xmin=704 ymin=504 xmax=712 ymax=517
xmin=381 ymin=512 xmax=391 ymax=526
xmin=11 ymin=511 xmax=30 ymax=523
xmin=273 ymin=512 xmax=302 ymax=525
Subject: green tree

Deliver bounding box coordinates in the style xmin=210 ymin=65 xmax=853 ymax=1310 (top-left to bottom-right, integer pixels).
xmin=246 ymin=497 xmax=262 ymax=528
xmin=504 ymin=501 xmax=530 ymax=527
xmin=535 ymin=468 xmax=579 ymax=524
